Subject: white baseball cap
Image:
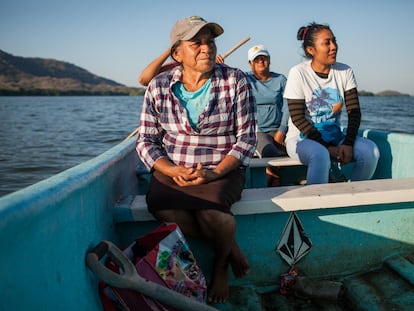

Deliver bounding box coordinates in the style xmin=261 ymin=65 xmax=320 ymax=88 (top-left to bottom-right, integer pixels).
xmin=248 ymin=45 xmax=270 ymax=61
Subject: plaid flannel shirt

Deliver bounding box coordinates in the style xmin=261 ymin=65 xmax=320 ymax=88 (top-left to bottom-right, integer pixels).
xmin=136 ymin=64 xmax=257 ymax=170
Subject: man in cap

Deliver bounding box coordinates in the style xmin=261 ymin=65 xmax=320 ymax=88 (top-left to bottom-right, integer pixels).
xmin=136 ymin=16 xmax=257 ymax=304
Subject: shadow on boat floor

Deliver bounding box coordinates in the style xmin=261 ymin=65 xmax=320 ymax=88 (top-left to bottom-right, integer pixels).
xmin=212 ymin=252 xmax=414 ymax=310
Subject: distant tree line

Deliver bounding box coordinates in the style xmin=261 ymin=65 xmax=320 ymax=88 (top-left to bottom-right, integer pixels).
xmin=0 ymin=49 xmax=410 ymax=97
xmin=0 ymin=88 xmax=146 ymax=96
xmin=0 ymin=49 xmax=147 ymax=96
xmin=359 ymin=90 xmax=410 ymax=97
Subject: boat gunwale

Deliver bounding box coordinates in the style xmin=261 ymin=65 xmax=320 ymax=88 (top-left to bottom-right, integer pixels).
xmin=0 ymin=138 xmax=135 ymax=230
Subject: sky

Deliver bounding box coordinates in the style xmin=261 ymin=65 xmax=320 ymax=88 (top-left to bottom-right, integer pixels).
xmin=1 ymin=0 xmax=413 ymax=95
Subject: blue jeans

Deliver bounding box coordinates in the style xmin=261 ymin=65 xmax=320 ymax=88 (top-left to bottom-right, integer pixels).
xmin=255 ymin=131 xmax=287 ymax=158
xmin=286 ymin=136 xmax=380 ymax=184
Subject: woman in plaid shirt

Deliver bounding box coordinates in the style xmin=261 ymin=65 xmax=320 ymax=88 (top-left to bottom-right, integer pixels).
xmin=136 ymin=16 xmax=257 ymax=304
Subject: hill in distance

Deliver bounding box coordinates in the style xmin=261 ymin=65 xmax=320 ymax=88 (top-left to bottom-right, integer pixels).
xmin=0 ymin=49 xmax=144 ymax=96
xmin=0 ymin=49 xmax=410 ymax=97
xmin=359 ymin=89 xmax=410 ymax=97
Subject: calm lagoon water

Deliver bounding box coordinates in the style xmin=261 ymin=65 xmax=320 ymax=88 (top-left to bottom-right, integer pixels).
xmin=0 ymin=95 xmax=413 ymax=196
xmin=0 ymin=96 xmax=141 ymax=196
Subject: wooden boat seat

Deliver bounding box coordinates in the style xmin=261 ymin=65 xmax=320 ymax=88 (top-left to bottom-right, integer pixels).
xmin=249 ymin=156 xmax=303 ymax=168
xmin=136 ymin=156 xmax=306 ymax=189
xmin=246 ymin=156 xmax=305 ymax=188
xmin=245 ymin=156 xmax=358 ymax=187
xmin=113 ymin=177 xmax=414 ymax=223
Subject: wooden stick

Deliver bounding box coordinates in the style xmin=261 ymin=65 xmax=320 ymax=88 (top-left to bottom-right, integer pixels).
xmin=124 ymin=37 xmax=251 ymax=141
xmin=123 ymin=127 xmax=140 ymax=141
xmin=222 ymin=36 xmax=251 ymax=59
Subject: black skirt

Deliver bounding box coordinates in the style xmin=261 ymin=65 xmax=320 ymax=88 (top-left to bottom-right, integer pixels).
xmin=146 ymin=169 xmax=245 ymax=215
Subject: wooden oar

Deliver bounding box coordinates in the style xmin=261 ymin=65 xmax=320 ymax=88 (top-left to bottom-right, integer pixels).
xmin=124 ymin=127 xmax=140 ymax=141
xmin=124 ymin=36 xmax=251 ymax=141
xmin=221 ymin=36 xmax=250 ymax=59
xmin=86 ymin=240 xmax=218 ymax=311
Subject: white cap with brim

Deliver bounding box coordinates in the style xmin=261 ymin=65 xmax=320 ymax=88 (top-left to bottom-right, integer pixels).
xmin=170 ymin=16 xmax=224 ymax=48
xmin=248 ymin=45 xmax=270 ymax=61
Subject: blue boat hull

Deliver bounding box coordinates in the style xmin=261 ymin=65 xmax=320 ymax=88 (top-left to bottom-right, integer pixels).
xmin=0 ymin=139 xmax=138 ymax=310
xmin=0 ymin=129 xmax=413 ymax=310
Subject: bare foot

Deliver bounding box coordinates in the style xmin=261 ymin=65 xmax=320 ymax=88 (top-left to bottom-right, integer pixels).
xmin=207 ymin=264 xmax=229 ymax=304
xmin=229 ymin=244 xmax=250 ymax=278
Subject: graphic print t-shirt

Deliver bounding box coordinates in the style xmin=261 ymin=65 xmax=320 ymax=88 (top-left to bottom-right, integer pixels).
xmin=284 ymin=60 xmax=357 ymax=143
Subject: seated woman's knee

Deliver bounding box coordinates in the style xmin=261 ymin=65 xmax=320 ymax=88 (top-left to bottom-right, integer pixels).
xmin=354 ymin=137 xmax=380 ymax=163
xmin=152 ymin=209 xmax=173 ymax=222
xmin=197 ymin=208 xmax=233 ymax=225
xmin=313 ymin=148 xmax=330 ymax=163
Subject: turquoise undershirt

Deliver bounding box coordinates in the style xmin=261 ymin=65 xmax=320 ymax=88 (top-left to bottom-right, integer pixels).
xmin=173 ymin=79 xmax=211 ymax=129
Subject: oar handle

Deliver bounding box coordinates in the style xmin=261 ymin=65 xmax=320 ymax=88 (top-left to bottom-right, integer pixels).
xmin=86 ymin=240 xmax=139 ymax=289
xmin=86 ymin=240 xmax=218 ymax=311
xmin=124 ymin=127 xmax=139 ymax=141
xmin=222 ymin=36 xmax=250 ymax=59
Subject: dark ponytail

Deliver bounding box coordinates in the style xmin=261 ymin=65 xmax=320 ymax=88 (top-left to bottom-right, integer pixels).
xmin=297 ymin=22 xmax=332 ymax=59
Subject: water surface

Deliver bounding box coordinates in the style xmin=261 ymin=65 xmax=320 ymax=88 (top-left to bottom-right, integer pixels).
xmin=1 ymin=95 xmax=413 ymax=196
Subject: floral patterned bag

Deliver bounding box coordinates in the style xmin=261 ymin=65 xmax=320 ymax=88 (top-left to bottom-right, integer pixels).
xmin=100 ymin=223 xmax=207 ymax=311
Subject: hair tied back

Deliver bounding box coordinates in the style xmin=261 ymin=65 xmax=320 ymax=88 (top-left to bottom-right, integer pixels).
xmin=302 ymin=27 xmax=309 ymax=41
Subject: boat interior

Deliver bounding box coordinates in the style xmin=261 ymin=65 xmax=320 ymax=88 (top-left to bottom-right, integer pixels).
xmin=0 ymin=129 xmax=413 ymax=310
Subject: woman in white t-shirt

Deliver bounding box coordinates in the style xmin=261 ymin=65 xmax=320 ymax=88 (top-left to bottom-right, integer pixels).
xmin=284 ymin=22 xmax=379 ymax=184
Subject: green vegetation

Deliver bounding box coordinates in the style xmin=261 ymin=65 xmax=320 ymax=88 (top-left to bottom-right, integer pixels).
xmin=0 ymin=49 xmax=409 ymax=97
xmin=0 ymin=88 xmax=145 ymax=96
xmin=0 ymin=49 xmax=145 ymax=96
xmin=375 ymin=90 xmax=410 ymax=97
xmin=358 ymin=90 xmax=375 ymax=96
xmin=359 ymin=89 xmax=410 ymax=97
